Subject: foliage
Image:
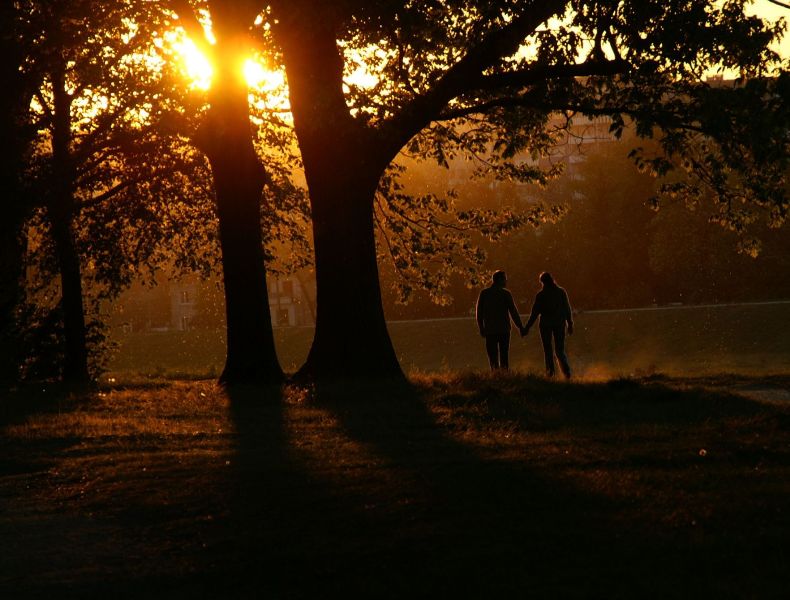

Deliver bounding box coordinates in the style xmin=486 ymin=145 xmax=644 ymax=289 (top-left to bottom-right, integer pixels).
xmin=25 ymin=0 xmax=218 ymax=286
xmin=265 ymin=0 xmax=788 ymax=307
xmin=641 ymin=73 xmax=790 ymax=255
xmin=14 ymin=0 xmax=220 ymax=378
xmin=15 ymin=302 xmax=114 ymax=381
xmin=376 ymin=132 xmax=790 ymax=316
xmin=374 ymin=162 xmax=558 ymax=304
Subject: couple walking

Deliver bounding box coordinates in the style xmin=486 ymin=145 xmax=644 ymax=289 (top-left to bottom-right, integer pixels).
xmin=476 ymin=270 xmax=573 ymax=378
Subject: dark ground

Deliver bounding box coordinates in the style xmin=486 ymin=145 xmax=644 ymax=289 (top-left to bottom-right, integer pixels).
xmin=2 ymin=372 xmax=790 ymax=598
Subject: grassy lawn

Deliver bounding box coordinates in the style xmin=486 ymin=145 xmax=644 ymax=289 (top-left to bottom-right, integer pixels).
xmin=108 ymin=302 xmax=790 ymax=379
xmin=2 ymin=373 xmax=790 ymax=597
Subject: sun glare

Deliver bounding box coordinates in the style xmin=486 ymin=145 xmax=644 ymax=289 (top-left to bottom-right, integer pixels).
xmin=243 ymin=59 xmax=268 ymax=88
xmin=174 ymin=36 xmax=213 ymax=90
xmin=171 ymin=37 xmax=282 ymax=93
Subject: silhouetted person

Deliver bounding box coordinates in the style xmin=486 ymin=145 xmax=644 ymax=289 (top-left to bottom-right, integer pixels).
xmin=476 ymin=270 xmax=525 ymax=370
xmin=523 ymin=272 xmax=573 ymax=378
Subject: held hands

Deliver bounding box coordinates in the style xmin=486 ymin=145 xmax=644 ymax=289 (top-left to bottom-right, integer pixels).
xmin=520 ymin=325 xmax=530 ymax=337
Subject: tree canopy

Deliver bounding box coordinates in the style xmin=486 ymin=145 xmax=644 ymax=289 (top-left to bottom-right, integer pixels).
xmin=257 ymin=0 xmax=789 ymax=378
xmin=3 ymin=0 xmax=788 ymax=384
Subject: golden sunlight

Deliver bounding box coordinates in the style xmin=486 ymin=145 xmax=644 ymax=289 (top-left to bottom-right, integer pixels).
xmin=243 ymin=58 xmax=269 ymax=88
xmin=172 ymin=35 xmax=212 ymax=90
xmin=170 ymin=36 xmax=283 ymax=93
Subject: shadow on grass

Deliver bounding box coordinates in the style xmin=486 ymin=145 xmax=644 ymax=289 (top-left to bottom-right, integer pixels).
xmin=196 ymin=376 xmax=789 ymax=598
xmin=0 ymin=379 xmax=173 ymax=429
xmin=282 ymin=376 xmax=743 ymax=598
xmin=427 ymin=373 xmax=770 ymax=432
xmin=3 ymin=375 xmax=788 ymax=598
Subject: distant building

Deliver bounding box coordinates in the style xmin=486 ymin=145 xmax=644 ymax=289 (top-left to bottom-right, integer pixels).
xmin=113 ymin=273 xmax=315 ymax=333
xmin=268 ymin=277 xmax=314 ymax=327
xmin=169 ymin=280 xmax=198 ymax=331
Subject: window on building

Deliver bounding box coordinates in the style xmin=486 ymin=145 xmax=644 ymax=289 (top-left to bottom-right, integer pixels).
xmin=181 ymin=315 xmax=191 ymax=331
xmin=282 ymin=280 xmax=293 ymax=297
xmin=278 ymin=309 xmax=290 ymax=326
xmin=180 ymin=290 xmax=190 ymax=304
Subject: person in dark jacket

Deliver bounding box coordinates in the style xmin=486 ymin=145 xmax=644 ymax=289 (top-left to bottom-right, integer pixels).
xmin=476 ymin=270 xmax=525 ymax=370
xmin=523 ymin=272 xmax=573 ymax=378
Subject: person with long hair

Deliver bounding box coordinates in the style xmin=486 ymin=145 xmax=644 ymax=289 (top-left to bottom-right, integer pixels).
xmin=523 ymin=272 xmax=574 ymax=378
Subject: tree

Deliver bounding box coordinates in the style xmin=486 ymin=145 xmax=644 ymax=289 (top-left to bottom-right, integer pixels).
xmin=20 ymin=0 xmax=221 ymax=382
xmin=0 ymin=1 xmax=48 ymax=384
xmin=258 ymin=0 xmax=788 ymax=380
xmin=166 ymin=0 xmax=314 ymax=384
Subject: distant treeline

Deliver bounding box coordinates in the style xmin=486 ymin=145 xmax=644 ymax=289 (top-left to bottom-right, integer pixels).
xmin=381 ymin=140 xmax=790 ymax=319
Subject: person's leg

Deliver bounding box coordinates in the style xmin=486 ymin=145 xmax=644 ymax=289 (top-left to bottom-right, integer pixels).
xmin=499 ymin=332 xmax=511 ymax=370
xmin=539 ymin=325 xmax=555 ymax=376
xmin=554 ymin=326 xmax=571 ymax=379
xmin=485 ymin=335 xmax=499 ymax=370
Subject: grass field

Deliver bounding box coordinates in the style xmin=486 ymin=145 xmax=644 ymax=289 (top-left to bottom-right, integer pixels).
xmin=3 ymin=302 xmax=789 ymax=596
xmin=2 ymin=373 xmax=790 ymax=597
xmin=108 ymin=302 xmax=790 ymax=379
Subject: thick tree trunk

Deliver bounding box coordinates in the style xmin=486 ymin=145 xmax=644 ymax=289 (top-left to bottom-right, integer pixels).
xmin=297 ymin=173 xmax=403 ymax=381
xmin=49 ymin=64 xmax=89 ymax=384
xmin=209 ymin=152 xmax=283 ymax=384
xmin=48 ymin=206 xmax=90 ymax=383
xmin=198 ymin=34 xmax=282 ymax=385
xmin=278 ymin=19 xmax=403 ymax=381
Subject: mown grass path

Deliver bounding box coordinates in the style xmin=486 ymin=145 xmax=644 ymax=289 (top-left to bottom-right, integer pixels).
xmin=2 ymin=373 xmax=790 ymax=598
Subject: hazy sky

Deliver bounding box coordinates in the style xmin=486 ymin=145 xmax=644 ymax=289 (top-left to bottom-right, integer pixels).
xmin=750 ymin=0 xmax=790 ymax=58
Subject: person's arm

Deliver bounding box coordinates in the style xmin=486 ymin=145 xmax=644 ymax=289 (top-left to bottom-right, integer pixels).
xmin=524 ymin=293 xmax=541 ymax=332
xmin=563 ymin=290 xmax=574 ymax=334
xmin=507 ymin=291 xmax=524 ymax=331
xmin=475 ymin=292 xmax=486 ymax=336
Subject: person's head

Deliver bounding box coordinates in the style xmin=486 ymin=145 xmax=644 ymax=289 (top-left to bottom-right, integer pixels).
xmin=539 ymin=271 xmax=554 ymax=287
xmin=492 ymin=270 xmax=507 ymax=287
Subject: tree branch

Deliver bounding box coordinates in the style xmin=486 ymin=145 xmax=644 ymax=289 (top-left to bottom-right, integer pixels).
xmin=383 ymin=0 xmax=566 ymax=153
xmin=76 ymin=176 xmax=145 ymax=211
xmin=166 ymin=0 xmax=215 ymax=60
xmin=34 ymin=89 xmax=54 ymax=127
xmin=474 ymin=57 xmax=629 ymax=91
xmin=434 ymin=94 xmax=706 ymax=138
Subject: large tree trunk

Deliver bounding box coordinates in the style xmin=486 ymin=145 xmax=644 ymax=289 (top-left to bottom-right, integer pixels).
xmin=208 ymin=149 xmax=282 ymax=384
xmin=298 ymin=172 xmax=403 ymax=380
xmin=279 ymin=18 xmax=404 ymax=381
xmin=198 ymin=32 xmax=282 ymax=385
xmin=48 ymin=206 xmax=90 ymax=383
xmin=50 ymin=65 xmax=90 ymax=384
